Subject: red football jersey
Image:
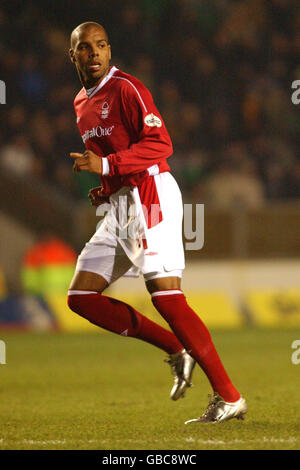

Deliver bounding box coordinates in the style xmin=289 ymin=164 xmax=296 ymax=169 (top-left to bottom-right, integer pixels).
xmin=73 ymin=66 xmax=173 ymax=196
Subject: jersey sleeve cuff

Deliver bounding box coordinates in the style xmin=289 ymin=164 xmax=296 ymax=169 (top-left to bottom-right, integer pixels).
xmin=102 ymin=157 xmax=110 ymax=176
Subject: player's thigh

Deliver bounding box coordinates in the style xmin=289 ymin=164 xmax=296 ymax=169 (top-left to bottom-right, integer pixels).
xmin=69 ymin=270 xmax=109 ymax=293
xmin=145 ymin=274 xmax=182 ymax=294
xmin=69 ymin=233 xmax=133 ymax=292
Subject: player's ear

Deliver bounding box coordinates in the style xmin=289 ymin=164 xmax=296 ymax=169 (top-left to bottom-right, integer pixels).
xmin=69 ymin=48 xmax=76 ymax=63
xmin=108 ymin=45 xmax=111 ymax=61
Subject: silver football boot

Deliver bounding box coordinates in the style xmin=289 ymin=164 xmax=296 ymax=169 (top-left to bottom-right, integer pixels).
xmin=185 ymin=393 xmax=248 ymax=424
xmin=165 ymin=349 xmax=196 ymax=400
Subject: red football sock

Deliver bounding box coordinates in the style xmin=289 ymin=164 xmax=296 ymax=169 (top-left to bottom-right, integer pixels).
xmin=67 ymin=290 xmax=183 ymax=355
xmin=152 ymin=290 xmax=241 ymax=402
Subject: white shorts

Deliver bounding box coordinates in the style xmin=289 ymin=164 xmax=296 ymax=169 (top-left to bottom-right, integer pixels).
xmin=75 ymin=172 xmax=185 ymax=285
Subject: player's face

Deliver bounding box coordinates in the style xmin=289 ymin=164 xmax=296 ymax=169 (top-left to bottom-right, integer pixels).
xmin=70 ymin=26 xmax=111 ymax=88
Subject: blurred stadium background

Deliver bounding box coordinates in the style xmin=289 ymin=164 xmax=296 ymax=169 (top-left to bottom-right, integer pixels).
xmin=0 ymin=0 xmax=300 ymax=332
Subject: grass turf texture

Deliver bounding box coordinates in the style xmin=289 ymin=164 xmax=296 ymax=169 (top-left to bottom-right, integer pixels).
xmin=0 ymin=328 xmax=299 ymax=450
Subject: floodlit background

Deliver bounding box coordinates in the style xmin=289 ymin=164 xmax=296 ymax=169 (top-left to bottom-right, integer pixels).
xmin=0 ymin=0 xmax=300 ymax=330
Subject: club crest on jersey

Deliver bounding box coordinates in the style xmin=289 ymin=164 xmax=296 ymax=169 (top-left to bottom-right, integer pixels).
xmin=101 ymin=101 xmax=110 ymax=119
xmin=144 ymin=113 xmax=162 ymax=128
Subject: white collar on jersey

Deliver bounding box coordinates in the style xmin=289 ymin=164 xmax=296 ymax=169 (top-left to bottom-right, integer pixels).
xmin=84 ymin=66 xmax=118 ymax=99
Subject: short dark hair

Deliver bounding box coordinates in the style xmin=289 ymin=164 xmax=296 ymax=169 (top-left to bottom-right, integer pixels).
xmin=70 ymin=22 xmax=109 ymax=48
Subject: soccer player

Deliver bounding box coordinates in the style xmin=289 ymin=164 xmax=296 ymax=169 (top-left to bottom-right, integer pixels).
xmin=67 ymin=22 xmax=247 ymax=423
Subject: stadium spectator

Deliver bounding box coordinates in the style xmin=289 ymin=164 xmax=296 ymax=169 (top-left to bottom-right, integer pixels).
xmin=202 ymin=159 xmax=265 ymax=209
xmin=0 ymin=134 xmax=37 ymax=177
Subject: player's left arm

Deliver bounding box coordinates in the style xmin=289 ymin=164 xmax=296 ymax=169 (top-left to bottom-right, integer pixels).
xmin=106 ymin=80 xmax=173 ymax=176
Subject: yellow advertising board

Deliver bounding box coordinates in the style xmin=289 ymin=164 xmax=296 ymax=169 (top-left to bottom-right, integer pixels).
xmin=245 ymin=289 xmax=300 ymax=327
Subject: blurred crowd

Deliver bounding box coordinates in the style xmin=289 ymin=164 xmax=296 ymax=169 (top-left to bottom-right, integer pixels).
xmin=1 ymin=0 xmax=300 ymax=208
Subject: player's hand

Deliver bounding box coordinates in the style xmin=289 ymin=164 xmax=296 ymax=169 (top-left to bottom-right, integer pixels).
xmin=88 ymin=186 xmax=109 ymax=207
xmin=70 ymin=150 xmax=102 ymax=175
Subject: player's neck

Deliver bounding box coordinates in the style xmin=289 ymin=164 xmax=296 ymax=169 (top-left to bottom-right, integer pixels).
xmin=82 ymin=66 xmax=111 ymax=90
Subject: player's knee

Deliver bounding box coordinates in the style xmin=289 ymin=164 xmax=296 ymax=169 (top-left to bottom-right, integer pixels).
xmin=67 ymin=293 xmax=96 ymax=317
xmin=67 ymin=292 xmax=105 ymax=320
xmin=67 ymin=294 xmax=81 ymax=314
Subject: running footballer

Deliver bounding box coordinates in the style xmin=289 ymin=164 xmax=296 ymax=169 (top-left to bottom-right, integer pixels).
xmin=67 ymin=22 xmax=247 ymax=423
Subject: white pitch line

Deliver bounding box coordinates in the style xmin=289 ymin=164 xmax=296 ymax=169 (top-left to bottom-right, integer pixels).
xmin=183 ymin=437 xmax=298 ymax=446
xmin=22 ymin=439 xmax=99 ymax=445
xmin=0 ymin=436 xmax=298 ymax=447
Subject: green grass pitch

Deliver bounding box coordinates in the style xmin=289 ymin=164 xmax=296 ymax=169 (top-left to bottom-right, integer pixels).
xmin=0 ymin=328 xmax=299 ymax=450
